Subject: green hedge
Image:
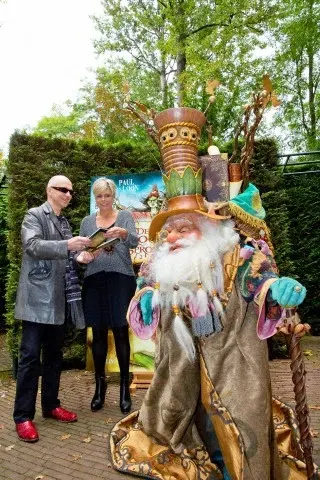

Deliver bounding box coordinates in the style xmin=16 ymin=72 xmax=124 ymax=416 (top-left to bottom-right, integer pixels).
xmin=269 ymin=175 xmax=320 ymax=322
xmin=0 ymin=183 xmax=8 ymax=330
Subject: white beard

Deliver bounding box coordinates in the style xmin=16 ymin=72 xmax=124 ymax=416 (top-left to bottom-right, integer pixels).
xmin=149 ymin=220 xmax=239 ymax=310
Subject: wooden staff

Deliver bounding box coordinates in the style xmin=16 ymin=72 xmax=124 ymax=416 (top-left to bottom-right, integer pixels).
xmin=285 ymin=309 xmax=316 ymax=479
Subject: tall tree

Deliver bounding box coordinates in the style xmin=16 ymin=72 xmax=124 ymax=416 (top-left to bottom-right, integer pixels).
xmin=94 ymin=0 xmax=277 ymax=106
xmin=271 ymin=0 xmax=320 ymax=150
xmin=94 ymin=0 xmax=175 ymax=109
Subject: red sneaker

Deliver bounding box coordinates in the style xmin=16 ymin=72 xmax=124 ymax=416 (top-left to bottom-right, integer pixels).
xmin=16 ymin=420 xmax=39 ymax=442
xmin=43 ymin=406 xmax=77 ymax=422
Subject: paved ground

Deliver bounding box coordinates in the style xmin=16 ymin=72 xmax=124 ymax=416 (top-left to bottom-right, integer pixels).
xmin=0 ymin=335 xmax=319 ymax=480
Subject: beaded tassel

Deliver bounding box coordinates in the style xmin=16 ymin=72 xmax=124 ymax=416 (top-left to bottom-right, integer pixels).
xmin=211 ymin=289 xmax=225 ymax=325
xmin=172 ymin=288 xmax=196 ymax=361
xmin=196 ymin=281 xmax=208 ymax=316
xmin=152 ymin=282 xmax=160 ymax=308
xmin=172 ymin=285 xmax=180 ymax=315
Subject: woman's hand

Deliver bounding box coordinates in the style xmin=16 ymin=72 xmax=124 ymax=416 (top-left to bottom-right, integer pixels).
xmin=104 ymin=226 xmax=128 ymax=240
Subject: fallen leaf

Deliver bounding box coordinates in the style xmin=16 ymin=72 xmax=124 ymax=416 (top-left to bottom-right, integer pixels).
xmin=60 ymin=434 xmax=71 ymax=440
xmin=303 ymin=350 xmax=313 ymax=356
xmin=104 ymin=417 xmax=113 ymax=424
xmin=107 ymin=462 xmax=112 ymax=468
xmin=96 ymin=432 xmax=108 ymax=439
xmin=71 ymin=454 xmax=82 ymax=462
xmin=82 ymin=436 xmax=91 ymax=443
xmin=311 ymin=430 xmax=319 ymax=438
xmin=5 ymin=445 xmax=14 ymax=451
xmin=35 ymin=475 xmax=44 ymax=480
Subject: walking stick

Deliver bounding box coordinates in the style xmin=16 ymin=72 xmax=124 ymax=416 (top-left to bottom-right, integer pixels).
xmin=284 ymin=309 xmax=317 ymax=479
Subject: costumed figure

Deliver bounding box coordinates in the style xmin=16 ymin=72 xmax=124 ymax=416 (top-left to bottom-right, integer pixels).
xmin=110 ymin=107 xmax=318 ymax=479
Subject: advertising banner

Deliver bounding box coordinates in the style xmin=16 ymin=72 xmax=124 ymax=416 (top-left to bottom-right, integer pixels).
xmin=86 ymin=172 xmax=165 ymax=374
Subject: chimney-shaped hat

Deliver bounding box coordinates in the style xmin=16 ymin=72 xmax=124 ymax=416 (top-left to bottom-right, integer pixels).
xmin=149 ymin=107 xmax=229 ymax=241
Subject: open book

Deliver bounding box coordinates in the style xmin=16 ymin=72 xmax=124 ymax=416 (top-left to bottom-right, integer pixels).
xmin=86 ymin=228 xmax=120 ymax=252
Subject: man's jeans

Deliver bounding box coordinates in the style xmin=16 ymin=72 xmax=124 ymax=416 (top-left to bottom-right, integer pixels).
xmin=13 ymin=321 xmax=65 ymax=423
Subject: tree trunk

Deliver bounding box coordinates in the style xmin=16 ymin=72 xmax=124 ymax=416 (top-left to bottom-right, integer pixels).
xmin=176 ymin=48 xmax=187 ymax=106
xmin=160 ymin=57 xmax=169 ymax=110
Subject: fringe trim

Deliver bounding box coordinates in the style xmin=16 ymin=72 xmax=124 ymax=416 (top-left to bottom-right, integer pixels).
xmin=228 ymin=202 xmax=274 ymax=252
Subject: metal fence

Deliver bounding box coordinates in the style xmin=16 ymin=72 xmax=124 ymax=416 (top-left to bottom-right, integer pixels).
xmin=277 ymin=151 xmax=320 ymax=175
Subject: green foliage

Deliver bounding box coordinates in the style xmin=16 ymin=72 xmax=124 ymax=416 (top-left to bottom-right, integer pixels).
xmin=270 ymin=0 xmax=320 ymax=150
xmin=33 ymin=104 xmax=84 ymax=140
xmin=5 ymin=132 xmax=160 ymax=358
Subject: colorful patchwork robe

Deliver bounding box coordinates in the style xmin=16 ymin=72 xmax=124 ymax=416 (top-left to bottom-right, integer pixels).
xmin=110 ymin=240 xmax=317 ymax=479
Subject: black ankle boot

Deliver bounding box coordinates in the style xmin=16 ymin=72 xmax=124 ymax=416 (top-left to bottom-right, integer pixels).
xmin=91 ymin=375 xmax=107 ymax=412
xmin=120 ymin=376 xmax=131 ymax=414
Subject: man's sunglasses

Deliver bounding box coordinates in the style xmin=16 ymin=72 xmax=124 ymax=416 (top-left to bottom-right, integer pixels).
xmin=51 ymin=186 xmax=74 ymax=195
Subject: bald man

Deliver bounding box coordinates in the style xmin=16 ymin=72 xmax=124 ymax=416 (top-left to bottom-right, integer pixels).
xmin=13 ymin=175 xmax=91 ymax=442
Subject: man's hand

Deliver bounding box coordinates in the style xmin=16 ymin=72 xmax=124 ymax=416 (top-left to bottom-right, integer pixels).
xmin=76 ymin=251 xmax=95 ymax=264
xmin=277 ymin=321 xmax=311 ymax=337
xmin=269 ymin=277 xmax=306 ymax=308
xmin=67 ymin=236 xmax=91 ymax=251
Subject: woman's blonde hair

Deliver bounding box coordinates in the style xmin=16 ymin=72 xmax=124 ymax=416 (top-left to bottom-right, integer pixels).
xmin=92 ymin=177 xmax=116 ymax=198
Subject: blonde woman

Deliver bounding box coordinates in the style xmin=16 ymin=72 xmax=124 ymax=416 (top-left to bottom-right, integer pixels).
xmin=77 ymin=178 xmax=138 ymax=413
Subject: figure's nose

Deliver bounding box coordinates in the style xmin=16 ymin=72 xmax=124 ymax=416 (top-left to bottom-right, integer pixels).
xmin=167 ymin=230 xmax=180 ymax=243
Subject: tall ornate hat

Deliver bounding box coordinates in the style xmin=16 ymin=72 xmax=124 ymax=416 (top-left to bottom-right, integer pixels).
xmin=149 ymin=107 xmax=229 ymax=241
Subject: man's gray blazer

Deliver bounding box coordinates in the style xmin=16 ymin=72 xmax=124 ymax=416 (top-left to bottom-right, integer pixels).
xmin=14 ymin=201 xmax=70 ymax=324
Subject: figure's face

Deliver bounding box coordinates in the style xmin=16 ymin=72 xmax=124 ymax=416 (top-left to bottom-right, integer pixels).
xmin=95 ymin=189 xmax=114 ymax=210
xmin=47 ymin=178 xmax=73 ymax=213
xmin=161 ymin=216 xmax=202 ymax=252
xmin=147 ymin=196 xmax=158 ymax=208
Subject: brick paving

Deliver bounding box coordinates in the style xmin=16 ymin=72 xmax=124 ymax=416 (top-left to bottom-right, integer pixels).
xmin=0 ymin=335 xmax=319 ymax=480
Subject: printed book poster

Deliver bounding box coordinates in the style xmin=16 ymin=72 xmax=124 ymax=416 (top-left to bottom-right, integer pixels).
xmin=86 ymin=172 xmax=165 ymax=374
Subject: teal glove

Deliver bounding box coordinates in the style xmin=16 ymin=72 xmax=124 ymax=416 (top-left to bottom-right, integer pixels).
xmin=140 ymin=290 xmax=153 ymax=326
xmin=269 ymin=277 xmax=306 ymax=308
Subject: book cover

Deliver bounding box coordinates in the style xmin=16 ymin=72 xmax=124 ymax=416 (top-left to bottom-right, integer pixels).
xmin=199 ymin=154 xmax=229 ymax=203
